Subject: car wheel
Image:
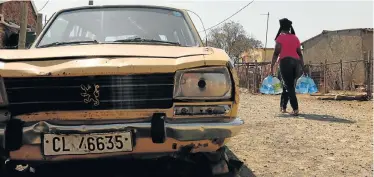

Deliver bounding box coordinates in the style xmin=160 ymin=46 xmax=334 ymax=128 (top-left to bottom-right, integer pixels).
xmin=1 ymin=160 xmax=36 ymax=177
xmin=204 ymin=147 xmax=244 ymax=177
xmin=0 ymin=148 xmax=7 ymax=176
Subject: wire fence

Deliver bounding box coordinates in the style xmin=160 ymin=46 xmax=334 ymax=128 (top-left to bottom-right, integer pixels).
xmin=235 ymin=61 xmax=269 ymax=93
xmin=234 ymin=51 xmax=373 ymax=100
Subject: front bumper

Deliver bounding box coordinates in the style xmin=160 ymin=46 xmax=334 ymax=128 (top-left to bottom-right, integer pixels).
xmin=0 ymin=116 xmax=244 ymax=161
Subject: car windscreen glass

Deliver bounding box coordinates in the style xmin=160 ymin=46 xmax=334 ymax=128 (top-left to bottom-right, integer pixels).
xmin=37 ymin=7 xmax=199 ymax=47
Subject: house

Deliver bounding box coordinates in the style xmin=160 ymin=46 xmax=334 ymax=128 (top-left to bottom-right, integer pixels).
xmin=0 ymin=0 xmax=38 ymax=48
xmin=240 ymin=48 xmax=275 ymax=63
xmin=261 ymin=48 xmax=275 ymax=62
xmin=301 ymin=28 xmax=373 ymax=88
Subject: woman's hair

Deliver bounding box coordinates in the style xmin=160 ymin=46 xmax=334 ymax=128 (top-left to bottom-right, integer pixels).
xmin=275 ymin=18 xmax=296 ymax=40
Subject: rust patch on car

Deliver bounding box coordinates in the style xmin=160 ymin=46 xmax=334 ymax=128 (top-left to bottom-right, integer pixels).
xmin=16 ymin=109 xmax=173 ymax=122
xmin=177 ymin=142 xmax=210 ymax=151
xmin=212 ymin=138 xmax=226 ymax=146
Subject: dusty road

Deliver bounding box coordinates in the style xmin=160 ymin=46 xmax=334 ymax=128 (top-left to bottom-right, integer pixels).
xmin=228 ymin=92 xmax=373 ymax=177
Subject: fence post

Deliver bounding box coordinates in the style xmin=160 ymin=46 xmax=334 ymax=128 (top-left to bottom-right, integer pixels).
xmin=365 ymin=55 xmax=368 ymax=98
xmin=371 ymin=51 xmax=373 ymax=99
xmin=340 ymin=59 xmax=344 ymax=90
xmin=368 ymin=51 xmax=373 ymax=99
xmin=319 ymin=62 xmax=323 ymax=92
xmin=308 ymin=61 xmax=312 ymax=76
xmin=253 ymin=60 xmax=258 ymax=93
xmin=246 ymin=63 xmax=250 ymax=91
xmin=36 ymin=13 xmax=43 ymax=36
xmin=324 ymin=59 xmax=327 ymax=93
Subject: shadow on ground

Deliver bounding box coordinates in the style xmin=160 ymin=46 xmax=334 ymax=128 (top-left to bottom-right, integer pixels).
xmin=25 ymin=158 xmax=214 ymax=177
xmin=277 ymin=113 xmax=356 ymax=124
xmin=5 ymin=148 xmax=254 ymax=177
xmin=225 ymin=146 xmax=256 ymax=177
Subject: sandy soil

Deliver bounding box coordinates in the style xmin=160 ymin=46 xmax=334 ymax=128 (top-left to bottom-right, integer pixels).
xmin=227 ymin=92 xmax=373 ymax=177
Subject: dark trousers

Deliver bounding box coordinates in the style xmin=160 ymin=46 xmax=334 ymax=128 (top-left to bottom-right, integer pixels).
xmin=279 ymin=57 xmax=301 ymax=110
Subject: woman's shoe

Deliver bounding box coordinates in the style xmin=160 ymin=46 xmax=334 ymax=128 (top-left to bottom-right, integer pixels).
xmin=290 ymin=110 xmax=299 ymax=116
xmin=280 ymin=108 xmax=287 ymax=113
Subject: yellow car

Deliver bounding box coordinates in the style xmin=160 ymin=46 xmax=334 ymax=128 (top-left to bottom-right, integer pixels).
xmin=0 ymin=5 xmax=244 ymax=176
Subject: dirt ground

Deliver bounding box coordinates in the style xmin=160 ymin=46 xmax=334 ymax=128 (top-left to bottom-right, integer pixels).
xmin=227 ymin=92 xmax=373 ymax=177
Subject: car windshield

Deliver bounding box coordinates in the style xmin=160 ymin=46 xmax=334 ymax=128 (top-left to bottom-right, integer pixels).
xmin=37 ymin=7 xmax=200 ymax=47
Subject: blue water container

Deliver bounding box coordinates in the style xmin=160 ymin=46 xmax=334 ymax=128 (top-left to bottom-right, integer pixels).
xmin=260 ymin=75 xmax=283 ymax=95
xmin=307 ymin=77 xmax=318 ymax=93
xmin=260 ymin=76 xmax=272 ymax=94
xmin=296 ymin=75 xmax=309 ymax=94
xmin=272 ymin=78 xmax=283 ymax=94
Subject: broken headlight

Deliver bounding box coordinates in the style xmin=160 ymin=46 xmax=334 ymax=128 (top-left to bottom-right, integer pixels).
xmin=173 ymin=67 xmax=232 ymax=100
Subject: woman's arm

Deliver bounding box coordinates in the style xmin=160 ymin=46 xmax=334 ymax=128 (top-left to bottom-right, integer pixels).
xmin=271 ymin=42 xmax=281 ymax=75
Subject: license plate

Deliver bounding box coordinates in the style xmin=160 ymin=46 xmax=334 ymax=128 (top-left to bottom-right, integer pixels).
xmin=43 ymin=132 xmax=133 ymax=156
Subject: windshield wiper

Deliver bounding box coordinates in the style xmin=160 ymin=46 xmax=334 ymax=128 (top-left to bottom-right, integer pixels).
xmin=38 ymin=40 xmax=99 ymax=48
xmin=111 ymin=38 xmax=181 ymax=46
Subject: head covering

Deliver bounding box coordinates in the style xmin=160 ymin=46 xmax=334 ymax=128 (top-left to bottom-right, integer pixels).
xmin=275 ymin=18 xmax=296 ymax=40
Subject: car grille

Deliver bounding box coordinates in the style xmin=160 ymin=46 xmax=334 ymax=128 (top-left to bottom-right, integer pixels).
xmin=4 ymin=74 xmax=175 ymax=115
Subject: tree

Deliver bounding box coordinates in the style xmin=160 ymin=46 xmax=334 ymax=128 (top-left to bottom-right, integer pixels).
xmin=207 ymin=21 xmax=263 ymax=63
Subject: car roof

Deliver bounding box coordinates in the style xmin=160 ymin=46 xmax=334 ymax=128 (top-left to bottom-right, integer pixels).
xmin=55 ymin=5 xmax=186 ymax=14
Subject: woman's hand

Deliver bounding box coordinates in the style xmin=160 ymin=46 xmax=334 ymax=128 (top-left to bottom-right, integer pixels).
xmin=269 ymin=67 xmax=274 ymax=76
xmin=301 ymin=65 xmax=307 ymax=76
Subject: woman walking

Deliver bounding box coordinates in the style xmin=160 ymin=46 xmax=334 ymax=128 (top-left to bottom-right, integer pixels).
xmin=270 ymin=18 xmax=305 ymax=116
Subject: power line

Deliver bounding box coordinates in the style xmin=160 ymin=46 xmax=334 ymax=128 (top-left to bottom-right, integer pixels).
xmin=199 ymin=0 xmax=255 ymax=33
xmin=38 ymin=0 xmax=50 ymax=12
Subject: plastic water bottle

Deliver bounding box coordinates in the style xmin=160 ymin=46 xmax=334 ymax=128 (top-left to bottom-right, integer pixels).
xmin=269 ymin=87 xmax=275 ymax=94
xmin=272 ymin=78 xmax=283 ymax=94
xmin=308 ymin=84 xmax=318 ymax=93
xmin=296 ymin=75 xmax=309 ymax=94
xmin=260 ymin=84 xmax=270 ymax=94
xmin=307 ymin=77 xmax=318 ymax=93
xmin=260 ymin=76 xmax=272 ymax=94
xmin=260 ymin=75 xmax=283 ymax=95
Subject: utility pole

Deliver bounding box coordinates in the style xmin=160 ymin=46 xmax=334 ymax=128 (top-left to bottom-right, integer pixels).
xmin=18 ymin=1 xmax=28 ymax=49
xmin=36 ymin=13 xmax=43 ymax=36
xmin=261 ymin=12 xmax=270 ymax=61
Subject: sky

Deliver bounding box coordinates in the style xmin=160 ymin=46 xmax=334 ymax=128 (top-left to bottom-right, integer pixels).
xmin=33 ymin=0 xmax=373 ymax=48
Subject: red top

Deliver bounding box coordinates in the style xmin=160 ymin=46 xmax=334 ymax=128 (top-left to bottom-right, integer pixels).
xmin=276 ymin=33 xmax=301 ymax=60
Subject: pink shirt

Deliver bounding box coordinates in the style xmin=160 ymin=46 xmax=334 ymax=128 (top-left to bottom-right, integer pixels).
xmin=276 ymin=33 xmax=301 ymax=60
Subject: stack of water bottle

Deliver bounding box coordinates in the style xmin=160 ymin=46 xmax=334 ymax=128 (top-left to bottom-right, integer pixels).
xmin=260 ymin=74 xmax=318 ymax=95
xmin=259 ymin=75 xmax=283 ymax=94
xmin=295 ymin=74 xmax=318 ymax=94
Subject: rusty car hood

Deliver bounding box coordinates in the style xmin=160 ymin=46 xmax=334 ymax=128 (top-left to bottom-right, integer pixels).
xmin=0 ymin=44 xmax=230 ymax=77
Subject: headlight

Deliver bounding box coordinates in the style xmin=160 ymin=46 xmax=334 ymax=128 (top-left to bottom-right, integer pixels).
xmin=173 ymin=67 xmax=232 ymax=100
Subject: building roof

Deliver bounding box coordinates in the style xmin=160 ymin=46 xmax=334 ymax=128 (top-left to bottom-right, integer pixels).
xmin=301 ymin=28 xmax=373 ymax=46
xmin=0 ymin=0 xmax=38 ymax=16
xmin=262 ymin=48 xmax=274 ymax=50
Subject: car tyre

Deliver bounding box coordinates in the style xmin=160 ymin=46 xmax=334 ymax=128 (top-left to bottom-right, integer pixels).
xmin=1 ymin=160 xmax=35 ymax=177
